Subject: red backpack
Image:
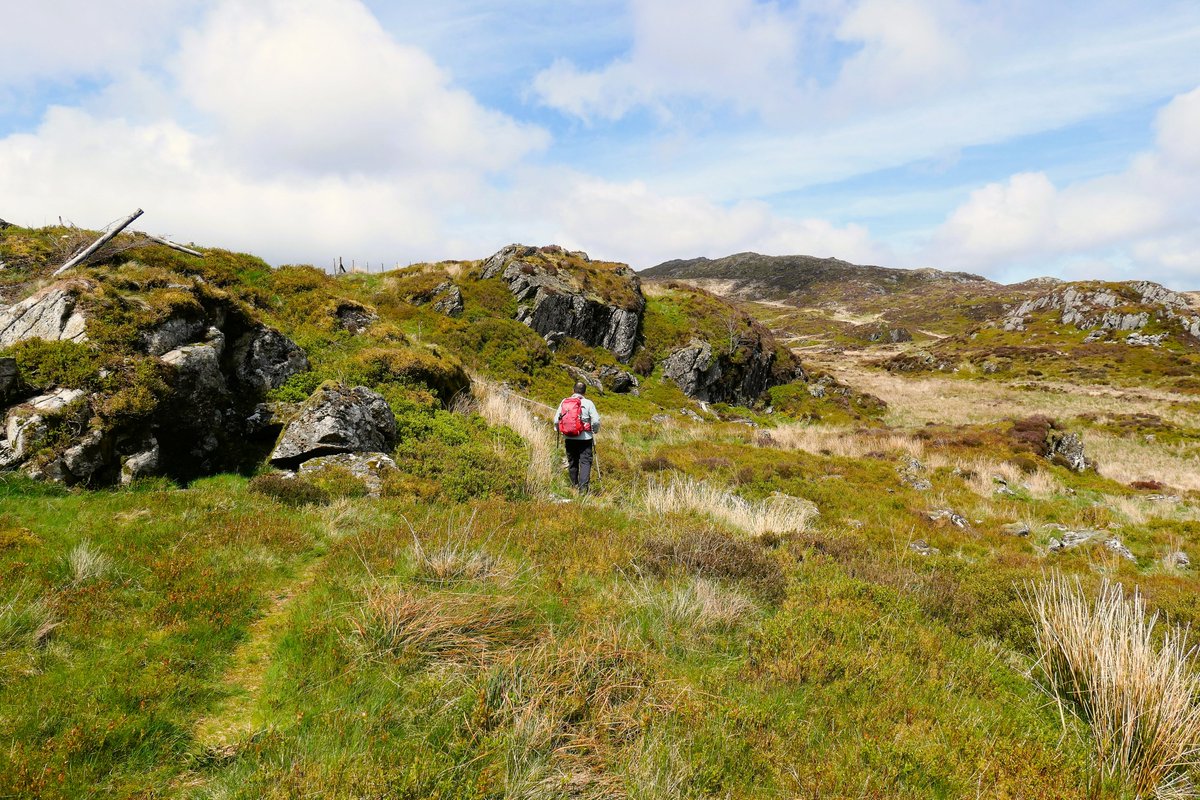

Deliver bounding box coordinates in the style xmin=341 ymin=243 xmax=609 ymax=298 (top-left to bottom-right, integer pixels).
xmin=557 ymin=396 xmax=587 ymax=436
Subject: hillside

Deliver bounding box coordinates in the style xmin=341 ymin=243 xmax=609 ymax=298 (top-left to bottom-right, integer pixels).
xmin=2 ymin=226 xmax=1200 ymax=798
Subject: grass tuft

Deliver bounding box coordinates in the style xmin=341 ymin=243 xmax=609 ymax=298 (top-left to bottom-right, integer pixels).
xmin=642 ymin=476 xmax=815 ymax=537
xmin=65 ymin=539 xmax=111 ymax=586
xmin=1025 ymin=573 xmax=1200 ymax=798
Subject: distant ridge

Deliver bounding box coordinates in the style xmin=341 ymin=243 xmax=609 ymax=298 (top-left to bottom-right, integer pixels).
xmin=641 ymin=252 xmax=992 ymax=304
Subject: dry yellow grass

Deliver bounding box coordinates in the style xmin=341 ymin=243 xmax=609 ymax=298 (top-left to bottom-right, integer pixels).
xmin=642 ymin=476 xmax=816 ymax=536
xmin=768 ymin=423 xmax=924 ymax=459
xmin=1026 ymin=574 xmax=1200 ymax=798
xmin=1086 ymin=432 xmax=1200 ymax=492
xmin=472 ymin=379 xmax=557 ymax=493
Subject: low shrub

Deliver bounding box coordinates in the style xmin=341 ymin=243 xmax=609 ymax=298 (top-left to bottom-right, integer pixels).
xmin=638 ymin=529 xmax=786 ymax=602
xmin=351 ymin=346 xmax=469 ymax=406
xmin=248 ymin=474 xmax=330 ymax=506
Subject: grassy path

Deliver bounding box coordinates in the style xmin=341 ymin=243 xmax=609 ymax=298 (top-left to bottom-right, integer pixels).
xmin=192 ymin=558 xmax=323 ymax=754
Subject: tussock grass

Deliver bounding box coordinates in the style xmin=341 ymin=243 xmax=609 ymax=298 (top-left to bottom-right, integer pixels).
xmin=473 ymin=379 xmax=556 ymax=493
xmin=349 ymin=587 xmax=533 ymax=664
xmin=1026 ymin=574 xmax=1200 ymax=798
xmin=0 ymin=592 xmax=58 ymax=653
xmin=630 ymin=577 xmax=756 ymax=636
xmin=936 ymin=455 xmax=1061 ymax=499
xmin=637 ymin=528 xmax=786 ymax=601
xmin=65 ymin=539 xmax=111 ymax=586
xmin=642 ymin=476 xmax=815 ymax=537
xmin=402 ymin=509 xmax=513 ymax=586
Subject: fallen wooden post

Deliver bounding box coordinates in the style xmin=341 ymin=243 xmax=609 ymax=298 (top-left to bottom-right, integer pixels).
xmin=52 ymin=208 xmax=144 ymax=277
xmin=145 ymin=234 xmax=203 ymax=258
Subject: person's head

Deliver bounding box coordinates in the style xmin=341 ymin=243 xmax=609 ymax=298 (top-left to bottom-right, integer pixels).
xmin=573 ymin=381 xmax=587 ymax=396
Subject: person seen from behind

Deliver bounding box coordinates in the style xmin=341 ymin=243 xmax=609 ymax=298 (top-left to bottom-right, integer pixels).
xmin=554 ymin=382 xmax=601 ymax=494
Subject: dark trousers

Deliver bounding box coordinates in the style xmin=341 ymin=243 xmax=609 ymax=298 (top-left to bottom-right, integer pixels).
xmin=564 ymin=437 xmax=594 ymax=493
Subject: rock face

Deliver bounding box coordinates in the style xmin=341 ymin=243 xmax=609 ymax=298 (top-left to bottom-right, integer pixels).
xmin=0 ymin=275 xmax=311 ymax=485
xmin=661 ymin=337 xmax=787 ymax=405
xmin=482 ymin=244 xmax=645 ymax=362
xmin=0 ymin=280 xmax=91 ymax=348
xmin=270 ymin=384 xmax=397 ymax=469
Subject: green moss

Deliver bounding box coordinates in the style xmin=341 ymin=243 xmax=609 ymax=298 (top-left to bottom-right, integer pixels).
xmin=1 ymin=339 xmax=102 ymax=393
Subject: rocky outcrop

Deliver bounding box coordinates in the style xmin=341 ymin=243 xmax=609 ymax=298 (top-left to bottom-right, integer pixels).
xmin=331 ymin=301 xmax=378 ymax=334
xmin=1003 ymin=280 xmax=1200 ymax=342
xmin=405 ymin=281 xmax=464 ymax=318
xmin=661 ymin=337 xmax=786 ymax=405
xmin=270 ymin=384 xmax=397 ymax=469
xmin=0 ymin=274 xmax=311 ymax=485
xmin=482 ymin=244 xmax=645 ymax=362
xmin=599 ymin=366 xmax=639 ymax=394
xmin=0 ymin=280 xmax=91 ymax=348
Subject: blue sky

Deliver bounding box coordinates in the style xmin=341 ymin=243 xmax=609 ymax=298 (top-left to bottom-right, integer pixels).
xmin=1 ymin=1 xmax=1199 ymax=288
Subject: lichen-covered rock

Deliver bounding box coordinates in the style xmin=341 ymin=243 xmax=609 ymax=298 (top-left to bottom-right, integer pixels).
xmin=0 ymin=280 xmax=91 ymax=348
xmin=230 ymin=325 xmax=310 ymax=393
xmin=483 ymin=244 xmax=645 ymax=362
xmin=331 ymin=301 xmax=378 ymax=334
xmin=270 ymin=384 xmax=397 ymax=469
xmin=661 ymin=337 xmax=782 ymax=405
xmin=431 ymin=283 xmax=464 ymax=317
xmin=298 ymin=451 xmax=399 ymax=497
xmin=1046 ymin=429 xmax=1090 ymax=472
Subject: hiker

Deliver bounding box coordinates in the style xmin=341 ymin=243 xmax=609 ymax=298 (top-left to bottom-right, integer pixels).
xmin=554 ymin=381 xmax=601 ymax=494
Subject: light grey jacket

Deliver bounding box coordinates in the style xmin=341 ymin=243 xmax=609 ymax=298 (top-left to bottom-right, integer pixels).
xmin=554 ymin=394 xmax=601 ymax=440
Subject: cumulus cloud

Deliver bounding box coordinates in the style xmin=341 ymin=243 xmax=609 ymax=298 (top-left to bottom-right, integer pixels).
xmin=175 ymin=0 xmax=546 ymax=176
xmin=527 ymin=176 xmax=889 ymax=267
xmin=929 ymin=85 xmax=1200 ymax=285
xmin=532 ymin=0 xmax=803 ymax=121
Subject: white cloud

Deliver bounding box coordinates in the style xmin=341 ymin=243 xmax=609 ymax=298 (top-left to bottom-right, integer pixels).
xmin=928 ymin=86 xmax=1200 ymax=285
xmin=527 ymin=176 xmax=889 ymax=267
xmin=0 ymin=1 xmax=200 ymax=88
xmin=532 ymin=0 xmax=803 ymax=121
xmin=175 ymin=0 xmax=547 ymax=176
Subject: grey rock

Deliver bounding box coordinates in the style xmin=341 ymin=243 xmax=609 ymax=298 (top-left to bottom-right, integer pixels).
xmin=298 ymin=451 xmax=399 ymax=497
xmin=141 ymin=315 xmax=208 ymax=357
xmin=662 ymin=340 xmax=719 ymax=398
xmin=1125 ymin=332 xmax=1167 ymax=347
xmin=650 ymin=413 xmax=672 ymax=424
xmin=1001 ymin=522 xmax=1031 ymax=537
xmin=598 ymin=365 xmax=639 ymax=394
xmin=1048 ymin=529 xmax=1105 ymax=552
xmin=1105 ymin=538 xmax=1136 ymax=561
xmin=270 ymin=384 xmax=397 ymax=469
xmin=0 ymin=218 xmax=11 ymax=230
xmin=1170 ymin=551 xmax=1190 ymax=569
xmin=0 ymin=280 xmax=90 ymax=347
xmin=807 ymin=383 xmax=826 ymax=398
xmin=484 ymin=244 xmax=645 ymax=362
xmin=927 ymin=509 xmax=968 ymax=528
xmin=430 ymin=284 xmax=464 ymax=317
xmin=1046 ymin=430 xmax=1090 ymax=472
xmin=59 ymin=427 xmax=109 ymax=484
xmin=332 ymin=301 xmax=378 ymax=333
xmin=910 ymin=540 xmax=940 ymax=556
xmin=3 ymin=388 xmax=87 ymax=465
xmin=230 ymin=325 xmax=309 ymax=393
xmin=121 ymin=439 xmax=160 ymax=485
xmin=543 ymin=331 xmax=568 ymax=351
xmin=563 ymin=364 xmax=603 ymax=392
xmin=679 ymin=408 xmax=705 ymax=423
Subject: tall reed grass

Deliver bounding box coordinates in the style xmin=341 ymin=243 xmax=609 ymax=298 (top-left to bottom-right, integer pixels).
xmin=1026 ymin=574 xmax=1200 ymax=798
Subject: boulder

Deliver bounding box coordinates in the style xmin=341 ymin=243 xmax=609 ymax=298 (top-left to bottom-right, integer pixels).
xmin=230 ymin=325 xmax=310 ymax=393
xmin=270 ymin=384 xmax=397 ymax=469
xmin=1001 ymin=521 xmax=1031 ymax=537
xmin=563 ymin=364 xmax=603 ymax=392
xmin=483 ymin=244 xmax=645 ymax=362
xmin=141 ymin=315 xmax=209 ymax=357
xmin=120 ymin=438 xmax=160 ymax=485
xmin=298 ymin=451 xmax=399 ymax=497
xmin=1046 ymin=430 xmax=1090 ymax=472
xmin=910 ymin=540 xmax=939 ymax=556
xmin=0 ymin=280 xmax=91 ymax=348
xmin=431 ymin=283 xmax=464 ymax=317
